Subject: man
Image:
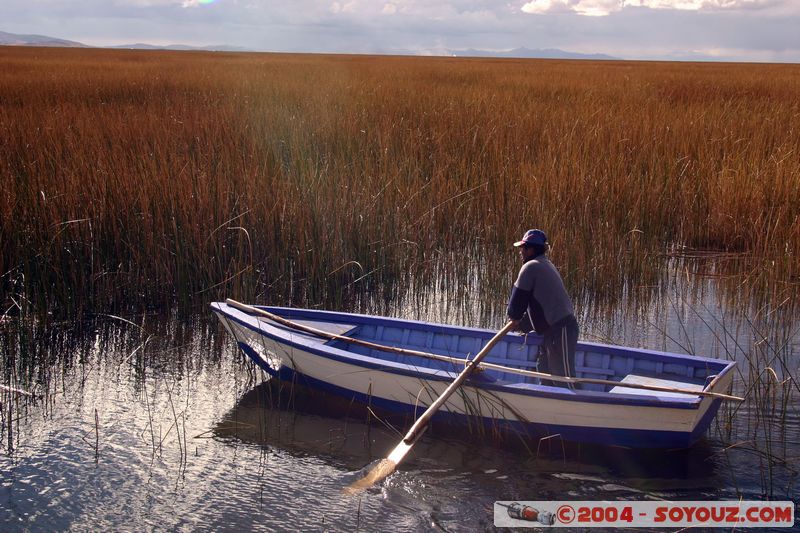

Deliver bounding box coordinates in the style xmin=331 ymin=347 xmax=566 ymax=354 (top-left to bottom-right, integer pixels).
xmin=507 ymin=229 xmax=578 ymax=388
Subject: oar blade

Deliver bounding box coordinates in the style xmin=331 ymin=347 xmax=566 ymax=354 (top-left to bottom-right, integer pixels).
xmin=343 ymin=321 xmax=515 ymax=495
xmin=344 ymin=440 xmax=413 ymax=495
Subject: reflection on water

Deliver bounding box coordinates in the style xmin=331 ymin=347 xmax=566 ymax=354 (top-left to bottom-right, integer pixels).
xmin=213 ymin=379 xmax=407 ymax=470
xmin=219 ymin=380 xmax=724 ymax=490
xmin=1 ymin=255 xmax=798 ymax=530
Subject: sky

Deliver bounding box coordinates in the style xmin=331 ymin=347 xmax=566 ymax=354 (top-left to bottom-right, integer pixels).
xmin=2 ymin=0 xmax=800 ymax=62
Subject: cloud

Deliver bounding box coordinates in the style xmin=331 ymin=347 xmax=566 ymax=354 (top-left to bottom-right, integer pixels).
xmin=520 ymin=1 xmax=563 ymax=15
xmin=521 ymin=0 xmax=785 ymax=17
xmin=330 ymin=2 xmax=356 ymax=13
xmin=520 ymin=0 xmax=626 ymax=17
xmin=2 ymin=0 xmax=798 ymax=61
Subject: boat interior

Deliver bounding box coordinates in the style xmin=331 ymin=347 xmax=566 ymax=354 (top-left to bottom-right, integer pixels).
xmin=322 ymin=321 xmax=725 ymax=395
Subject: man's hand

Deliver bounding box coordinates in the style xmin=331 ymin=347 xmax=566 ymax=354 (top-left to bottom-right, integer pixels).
xmin=508 ymin=318 xmax=523 ymax=332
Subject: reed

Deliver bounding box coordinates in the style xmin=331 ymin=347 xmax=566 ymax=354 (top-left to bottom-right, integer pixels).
xmin=0 ymin=47 xmax=798 ymax=315
xmin=647 ymin=288 xmax=799 ymax=498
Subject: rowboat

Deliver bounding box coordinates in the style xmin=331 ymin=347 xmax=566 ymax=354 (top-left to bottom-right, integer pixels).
xmin=211 ymin=300 xmax=737 ymax=449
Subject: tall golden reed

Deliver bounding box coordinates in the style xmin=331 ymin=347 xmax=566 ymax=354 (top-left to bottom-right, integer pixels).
xmin=0 ymin=47 xmax=798 ymax=314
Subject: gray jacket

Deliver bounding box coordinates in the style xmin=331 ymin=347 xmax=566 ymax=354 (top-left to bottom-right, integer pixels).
xmin=507 ymin=255 xmax=574 ymax=334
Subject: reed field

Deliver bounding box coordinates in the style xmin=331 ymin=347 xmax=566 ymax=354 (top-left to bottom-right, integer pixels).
xmin=2 ymin=46 xmax=800 ymax=507
xmin=0 ymin=46 xmax=798 ymax=316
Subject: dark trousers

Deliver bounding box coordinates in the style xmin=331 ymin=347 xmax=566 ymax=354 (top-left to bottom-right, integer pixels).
xmin=539 ymin=315 xmax=579 ymax=388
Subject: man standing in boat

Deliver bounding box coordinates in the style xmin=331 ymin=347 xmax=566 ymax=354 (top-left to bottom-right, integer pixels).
xmin=507 ymin=229 xmax=578 ymax=388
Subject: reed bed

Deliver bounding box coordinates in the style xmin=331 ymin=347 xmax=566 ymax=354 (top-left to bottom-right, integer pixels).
xmin=0 ymin=47 xmax=798 ymax=315
xmin=2 ymin=44 xmax=797 ymax=507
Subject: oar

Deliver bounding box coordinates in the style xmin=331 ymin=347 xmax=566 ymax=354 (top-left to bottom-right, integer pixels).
xmin=345 ymin=320 xmax=516 ymax=494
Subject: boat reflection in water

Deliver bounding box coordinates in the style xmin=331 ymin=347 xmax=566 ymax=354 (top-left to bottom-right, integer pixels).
xmin=215 ymin=379 xmax=721 ymax=496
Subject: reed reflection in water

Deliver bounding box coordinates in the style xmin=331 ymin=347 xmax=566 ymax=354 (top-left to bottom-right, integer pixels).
xmin=1 ymin=256 xmax=798 ymax=530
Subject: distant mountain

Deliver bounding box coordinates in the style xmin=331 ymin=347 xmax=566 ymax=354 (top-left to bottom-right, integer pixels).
xmin=111 ymin=43 xmax=250 ymax=52
xmin=2 ymin=30 xmax=613 ymax=60
xmin=449 ymin=47 xmax=618 ymax=61
xmin=0 ymin=30 xmax=247 ymax=52
xmin=0 ymin=30 xmax=87 ymax=48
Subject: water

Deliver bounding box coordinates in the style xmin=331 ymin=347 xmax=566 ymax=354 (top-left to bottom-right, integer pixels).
xmin=1 ymin=257 xmax=798 ymax=531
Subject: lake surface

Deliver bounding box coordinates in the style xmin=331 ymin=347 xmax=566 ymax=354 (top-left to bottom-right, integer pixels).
xmin=1 ymin=256 xmax=798 ymax=531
